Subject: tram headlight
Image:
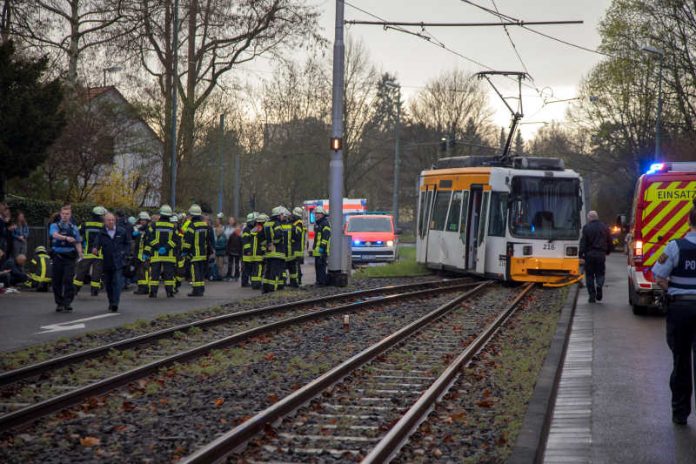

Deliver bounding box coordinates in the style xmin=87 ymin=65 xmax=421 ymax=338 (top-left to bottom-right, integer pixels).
xmin=566 ymin=246 xmax=578 ymax=256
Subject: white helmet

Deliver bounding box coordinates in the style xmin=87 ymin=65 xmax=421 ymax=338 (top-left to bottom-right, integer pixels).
xmin=292 ymin=207 xmax=303 ymax=217
xmin=138 ymin=211 xmax=151 ymax=221
xmin=315 ymin=206 xmax=326 ymax=215
xmin=271 ymin=206 xmax=284 ymax=217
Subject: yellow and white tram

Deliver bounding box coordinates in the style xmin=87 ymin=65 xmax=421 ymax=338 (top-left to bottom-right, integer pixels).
xmin=416 ymin=156 xmax=585 ymax=286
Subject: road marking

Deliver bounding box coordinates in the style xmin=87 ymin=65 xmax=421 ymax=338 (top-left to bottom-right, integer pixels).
xmin=37 ymin=313 xmax=120 ymax=334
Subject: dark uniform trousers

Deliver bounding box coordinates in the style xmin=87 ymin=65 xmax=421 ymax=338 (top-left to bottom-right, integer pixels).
xmin=315 ymin=255 xmax=328 ymax=285
xmin=190 ymin=260 xmax=207 ymax=293
xmin=584 ymin=251 xmax=606 ymax=299
xmin=53 ymin=253 xmax=77 ymax=306
xmin=74 ymin=257 xmax=102 ymax=293
xmin=666 ymin=300 xmax=696 ymax=420
xmin=251 ymin=261 xmax=263 ymax=289
xmin=134 ymin=259 xmax=150 ymax=293
xmin=150 ymin=262 xmax=176 ymax=296
xmin=263 ymin=258 xmax=285 ymax=293
xmin=287 ymin=259 xmax=300 ymax=287
xmin=241 ymin=260 xmax=253 ymax=286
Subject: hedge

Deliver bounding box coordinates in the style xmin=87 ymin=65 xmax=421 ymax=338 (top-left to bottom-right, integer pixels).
xmin=6 ymin=196 xmax=144 ymax=226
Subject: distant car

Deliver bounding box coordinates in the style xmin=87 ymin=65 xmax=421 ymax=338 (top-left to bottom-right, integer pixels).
xmin=345 ymin=214 xmax=398 ymax=263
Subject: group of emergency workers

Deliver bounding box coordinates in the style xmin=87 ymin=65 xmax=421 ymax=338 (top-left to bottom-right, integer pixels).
xmin=31 ymin=202 xmax=332 ymax=305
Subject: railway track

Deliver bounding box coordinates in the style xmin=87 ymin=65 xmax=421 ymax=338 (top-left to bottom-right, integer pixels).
xmin=0 ymin=278 xmax=475 ymax=432
xmin=181 ymin=281 xmax=533 ymax=464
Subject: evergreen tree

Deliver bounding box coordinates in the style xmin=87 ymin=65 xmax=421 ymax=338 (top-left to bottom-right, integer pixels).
xmin=0 ymin=41 xmax=65 ymax=200
xmin=514 ymin=131 xmax=524 ymax=156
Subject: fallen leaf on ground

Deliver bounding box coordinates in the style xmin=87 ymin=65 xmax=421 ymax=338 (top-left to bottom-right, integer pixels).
xmin=80 ymin=436 xmax=101 ymax=447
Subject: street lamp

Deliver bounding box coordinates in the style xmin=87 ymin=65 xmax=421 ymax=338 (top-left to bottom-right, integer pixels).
xmin=641 ymin=45 xmax=665 ymax=161
xmin=102 ymin=66 xmax=122 ymax=87
xmin=385 ymin=81 xmax=401 ymax=230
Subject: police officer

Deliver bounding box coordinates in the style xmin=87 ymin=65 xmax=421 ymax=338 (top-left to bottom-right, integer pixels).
xmin=240 ymin=212 xmax=255 ymax=287
xmin=145 ymin=204 xmax=179 ymax=298
xmin=251 ymin=213 xmax=267 ymax=290
xmin=25 ymin=246 xmax=52 ymax=291
xmin=313 ymin=206 xmax=331 ymax=286
xmin=183 ymin=204 xmax=213 ymax=297
xmin=49 ymin=205 xmax=83 ymax=312
xmin=132 ymin=211 xmax=151 ymax=295
xmin=653 ymin=199 xmax=696 ymax=426
xmin=289 ymin=207 xmax=305 ymax=287
xmin=74 ymin=206 xmax=106 ymax=296
xmin=262 ymin=207 xmax=288 ymax=293
xmin=579 ymin=210 xmax=612 ymax=303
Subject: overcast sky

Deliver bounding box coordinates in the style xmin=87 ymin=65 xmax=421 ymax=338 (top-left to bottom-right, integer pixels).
xmin=315 ymin=0 xmax=614 ymax=139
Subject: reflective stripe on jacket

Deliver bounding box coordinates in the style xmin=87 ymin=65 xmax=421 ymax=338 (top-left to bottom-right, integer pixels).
xmin=80 ymin=221 xmax=104 ymax=259
xmin=183 ymin=220 xmax=211 ymax=262
xmin=145 ymin=221 xmax=178 ymax=263
xmin=313 ymin=217 xmax=331 ymax=257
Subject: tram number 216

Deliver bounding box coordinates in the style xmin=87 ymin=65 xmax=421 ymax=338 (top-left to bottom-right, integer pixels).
xmin=543 ymin=243 xmax=556 ymax=251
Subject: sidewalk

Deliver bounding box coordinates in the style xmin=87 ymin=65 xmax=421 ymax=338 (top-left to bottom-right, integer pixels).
xmin=544 ymin=254 xmax=696 ymax=463
xmin=0 ymin=263 xmax=316 ymax=352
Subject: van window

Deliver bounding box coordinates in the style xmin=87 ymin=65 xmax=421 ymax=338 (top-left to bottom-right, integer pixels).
xmin=446 ymin=191 xmax=463 ymax=232
xmin=488 ymin=192 xmax=508 ymax=237
xmin=430 ymin=191 xmax=452 ymax=231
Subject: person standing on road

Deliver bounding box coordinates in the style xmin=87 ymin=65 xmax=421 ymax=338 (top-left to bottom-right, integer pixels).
xmin=653 ymin=199 xmax=696 ymax=426
xmin=11 ymin=211 xmax=29 ymax=259
xmin=240 ymin=213 xmax=255 ymax=287
xmin=94 ymin=213 xmax=131 ymax=312
xmin=312 ymin=206 xmax=331 ymax=286
xmin=226 ymin=224 xmax=242 ymax=281
xmin=251 ymin=214 xmax=267 ymax=290
xmin=74 ymin=206 xmax=107 ymax=296
xmin=182 ymin=204 xmax=213 ymax=297
xmin=145 ymin=205 xmax=179 ymax=298
xmin=49 ymin=205 xmax=83 ymax=312
xmin=579 ymin=210 xmax=612 ymax=303
xmin=132 ymin=212 xmax=151 ymax=295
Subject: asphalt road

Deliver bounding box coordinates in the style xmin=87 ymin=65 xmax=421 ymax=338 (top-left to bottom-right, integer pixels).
xmin=586 ymin=254 xmax=696 ymax=462
xmin=0 ymin=263 xmax=316 ymax=352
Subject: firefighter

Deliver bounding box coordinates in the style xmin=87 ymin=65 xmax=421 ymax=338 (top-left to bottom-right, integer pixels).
xmin=262 ymin=207 xmax=288 ymax=293
xmin=652 ymin=199 xmax=696 ymax=426
xmin=240 ymin=212 xmax=255 ymax=287
xmin=74 ymin=206 xmax=106 ymax=296
xmin=171 ymin=214 xmax=185 ymax=293
xmin=251 ymin=213 xmax=267 ymax=290
xmin=145 ymin=204 xmax=179 ymax=298
xmin=132 ymin=211 xmax=151 ymax=295
xmin=25 ymin=245 xmax=52 ymax=291
xmin=182 ymin=204 xmax=212 ymax=297
xmin=313 ymin=206 xmax=331 ymax=286
xmin=288 ymin=207 xmax=305 ymax=287
xmin=280 ymin=207 xmax=293 ymax=288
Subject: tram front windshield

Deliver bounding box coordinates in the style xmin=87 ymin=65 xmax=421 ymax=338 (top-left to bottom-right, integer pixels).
xmin=509 ymin=176 xmax=581 ymax=240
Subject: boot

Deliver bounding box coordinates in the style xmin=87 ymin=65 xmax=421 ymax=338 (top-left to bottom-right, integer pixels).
xmin=166 ymin=287 xmax=175 ymax=298
xmin=90 ymin=287 xmax=99 ymax=297
xmin=149 ymin=287 xmax=157 ymax=298
xmin=134 ymin=285 xmax=148 ymax=295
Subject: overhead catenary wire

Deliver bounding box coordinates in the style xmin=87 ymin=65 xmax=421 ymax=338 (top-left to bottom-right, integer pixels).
xmin=343 ymin=1 xmax=539 ymax=92
xmin=460 ymin=0 xmax=614 ymax=58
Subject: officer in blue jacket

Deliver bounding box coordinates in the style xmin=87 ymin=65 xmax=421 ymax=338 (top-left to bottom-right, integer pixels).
xmin=93 ymin=213 xmax=131 ymax=312
xmin=653 ymin=198 xmax=696 ymax=426
xmin=48 ymin=205 xmax=83 ymax=312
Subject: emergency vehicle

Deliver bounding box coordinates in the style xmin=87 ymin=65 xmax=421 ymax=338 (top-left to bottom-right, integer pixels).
xmin=626 ymin=162 xmax=696 ymax=314
xmin=345 ymin=214 xmax=398 ymax=263
xmin=303 ymin=198 xmax=367 ymax=244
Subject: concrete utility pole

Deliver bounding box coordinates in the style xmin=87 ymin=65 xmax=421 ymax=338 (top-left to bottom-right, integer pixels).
xmin=170 ymin=0 xmax=179 ymax=208
xmin=385 ymin=82 xmax=401 ymax=230
xmin=217 ymin=113 xmax=225 ymax=214
xmin=328 ymin=0 xmax=347 ymax=285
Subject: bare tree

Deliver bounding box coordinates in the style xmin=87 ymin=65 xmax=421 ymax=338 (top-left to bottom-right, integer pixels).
xmin=410 ymin=68 xmax=495 ymax=145
xmin=124 ymin=0 xmax=322 ymax=202
xmin=10 ymin=0 xmax=127 ymax=86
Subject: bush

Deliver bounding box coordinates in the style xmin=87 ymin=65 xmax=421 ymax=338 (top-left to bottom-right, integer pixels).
xmin=5 ymin=196 xmax=143 ymax=226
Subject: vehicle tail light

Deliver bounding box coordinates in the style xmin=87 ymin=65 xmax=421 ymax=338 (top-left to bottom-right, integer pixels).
xmin=633 ymin=240 xmax=643 ymax=264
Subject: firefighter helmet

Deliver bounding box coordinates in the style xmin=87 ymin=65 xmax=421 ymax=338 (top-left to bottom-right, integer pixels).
xmin=34 ymin=245 xmax=48 ymax=254
xmin=159 ymin=204 xmax=173 ymax=216
xmin=189 ymin=204 xmax=203 ymax=216
xmin=292 ymin=207 xmax=303 ymax=217
xmin=92 ymin=206 xmax=107 ymax=216
xmin=315 ymin=206 xmax=326 ymax=215
xmin=246 ymin=212 xmax=255 ymax=222
xmin=257 ymin=213 xmax=269 ymax=222
xmin=138 ymin=211 xmax=151 ymax=221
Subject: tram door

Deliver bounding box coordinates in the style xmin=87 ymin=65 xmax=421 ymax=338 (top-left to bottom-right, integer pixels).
xmin=465 ymin=186 xmax=483 ymax=270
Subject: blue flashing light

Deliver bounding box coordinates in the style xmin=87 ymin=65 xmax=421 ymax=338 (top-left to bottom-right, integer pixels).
xmin=646 ymin=163 xmax=665 ymax=175
xmin=353 ymin=240 xmax=362 ymax=246
xmin=376 ymin=241 xmax=383 ymax=245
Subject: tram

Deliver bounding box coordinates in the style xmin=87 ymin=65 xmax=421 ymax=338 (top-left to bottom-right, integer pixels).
xmin=416 ymin=156 xmax=585 ymax=286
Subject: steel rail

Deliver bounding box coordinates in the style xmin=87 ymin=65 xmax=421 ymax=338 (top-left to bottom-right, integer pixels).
xmin=180 ymin=281 xmax=493 ymax=464
xmin=362 ymin=282 xmax=535 ymax=463
xmin=0 ymin=280 xmax=479 ymax=432
xmin=0 ymin=278 xmax=469 ymax=387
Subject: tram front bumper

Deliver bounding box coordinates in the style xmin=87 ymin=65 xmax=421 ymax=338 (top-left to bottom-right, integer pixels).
xmin=509 ymin=257 xmax=581 ymax=284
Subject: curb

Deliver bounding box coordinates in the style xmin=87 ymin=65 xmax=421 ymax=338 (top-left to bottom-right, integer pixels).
xmin=508 ymin=283 xmax=580 ymax=464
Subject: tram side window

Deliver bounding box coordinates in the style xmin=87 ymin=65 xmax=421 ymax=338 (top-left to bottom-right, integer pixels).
xmin=488 ymin=192 xmax=508 ymax=237
xmin=446 ymin=191 xmax=463 ymax=232
xmin=419 ymin=190 xmax=433 ymax=238
xmin=430 ymin=191 xmax=452 ymax=231
xmin=459 ymin=191 xmax=470 ymax=242
xmin=477 ymin=192 xmax=490 ymax=245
